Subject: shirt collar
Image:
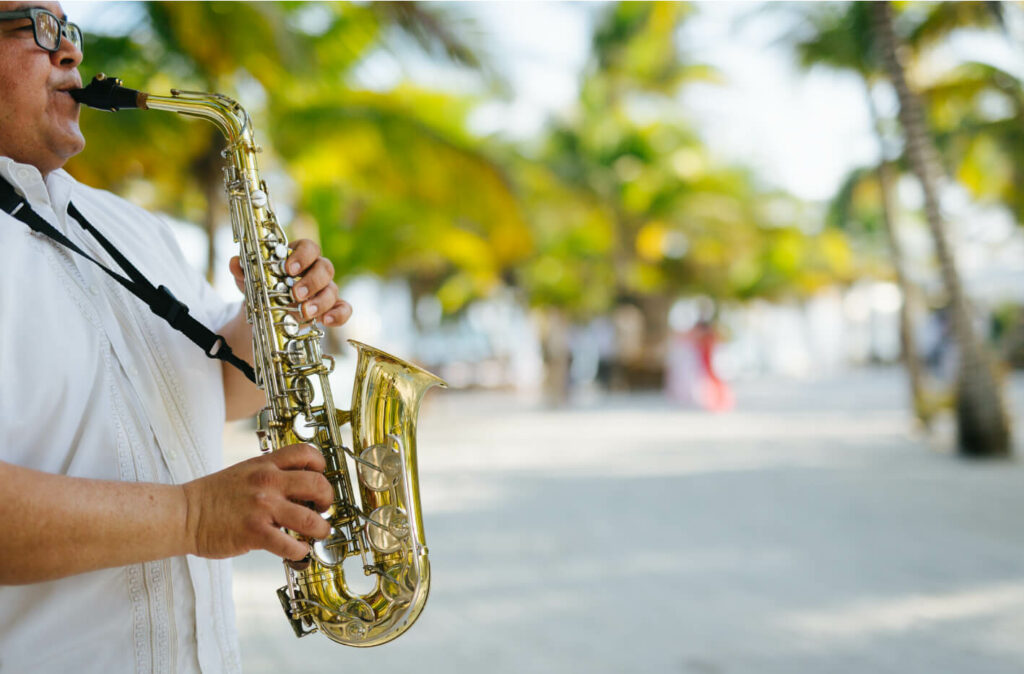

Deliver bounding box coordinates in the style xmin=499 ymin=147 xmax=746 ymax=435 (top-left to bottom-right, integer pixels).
xmin=0 ymin=157 xmax=76 ymax=217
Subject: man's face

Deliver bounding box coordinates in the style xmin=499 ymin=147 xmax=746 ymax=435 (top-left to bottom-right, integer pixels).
xmin=0 ymin=1 xmax=83 ymax=175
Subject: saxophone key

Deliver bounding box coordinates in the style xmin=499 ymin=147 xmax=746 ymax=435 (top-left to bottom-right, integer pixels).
xmin=274 ymin=313 xmax=300 ymax=336
xmin=379 ymin=562 xmax=414 ymax=602
xmin=265 ymin=260 xmax=285 ymax=278
xmin=311 ymin=527 xmax=352 ymax=567
xmin=277 ymin=587 xmax=316 ymax=638
xmin=357 ymin=442 xmax=403 ymax=491
xmin=338 ymin=600 xmax=374 ymax=638
xmin=364 ymin=505 xmax=409 ymax=553
xmin=284 ymin=375 xmax=315 ymax=406
xmin=250 ymin=189 xmax=268 ymax=209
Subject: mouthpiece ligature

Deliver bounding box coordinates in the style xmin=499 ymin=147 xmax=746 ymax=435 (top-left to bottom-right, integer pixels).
xmin=70 ymin=73 xmax=148 ymax=111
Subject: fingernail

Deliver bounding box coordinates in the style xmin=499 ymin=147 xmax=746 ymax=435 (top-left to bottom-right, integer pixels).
xmin=294 ymin=286 xmax=308 ymax=300
xmin=289 ymin=262 xmax=300 ymax=275
xmin=324 ymin=315 xmax=334 ymax=325
xmin=305 ymin=303 xmax=317 ymax=317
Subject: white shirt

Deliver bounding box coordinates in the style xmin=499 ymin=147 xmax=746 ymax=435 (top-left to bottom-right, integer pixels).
xmin=0 ymin=158 xmax=243 ymax=674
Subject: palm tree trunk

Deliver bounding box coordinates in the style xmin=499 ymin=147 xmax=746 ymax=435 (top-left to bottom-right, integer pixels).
xmin=877 ymin=158 xmax=931 ymax=426
xmin=866 ymin=76 xmax=929 ymax=425
xmin=539 ymin=307 xmax=572 ymax=405
xmin=870 ymin=1 xmax=1011 ymax=456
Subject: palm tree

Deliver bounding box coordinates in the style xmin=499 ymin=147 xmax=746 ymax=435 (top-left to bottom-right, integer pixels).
xmin=271 ymin=86 xmax=532 ymax=315
xmin=532 ymin=2 xmax=713 ymax=393
xmin=791 ymin=2 xmax=931 ymax=426
xmin=869 ymin=1 xmax=1011 ymax=457
xmin=922 ymin=60 xmax=1024 ymax=367
xmin=526 ymin=2 xmax=858 ymax=399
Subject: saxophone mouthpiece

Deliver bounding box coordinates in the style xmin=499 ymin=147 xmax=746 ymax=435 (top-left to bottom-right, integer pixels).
xmin=70 ymin=73 xmax=149 ymax=111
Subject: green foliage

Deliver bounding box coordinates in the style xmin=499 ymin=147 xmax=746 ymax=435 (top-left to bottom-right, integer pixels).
xmin=922 ymin=61 xmax=1024 ymax=223
xmin=70 ymin=0 xmax=862 ymax=320
xmin=520 ymin=1 xmax=855 ymax=317
xmin=69 ymin=1 xmax=521 ymax=307
xmin=272 ymin=86 xmax=531 ymax=313
xmin=907 ymin=1 xmax=1003 ymax=49
xmin=791 ymin=1 xmax=877 ymax=77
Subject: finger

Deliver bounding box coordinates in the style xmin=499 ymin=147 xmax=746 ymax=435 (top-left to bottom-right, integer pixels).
xmin=276 ymin=501 xmax=332 ymax=540
xmin=291 ymin=258 xmax=334 ymax=303
xmin=272 ymin=444 xmax=326 ymax=472
xmin=322 ymin=299 xmax=352 ymax=327
xmin=299 ymin=283 xmax=339 ymax=321
xmin=282 ymin=470 xmax=334 ymax=512
xmin=285 ymin=240 xmax=321 ymax=277
xmin=228 ymin=256 xmax=245 ymax=292
xmin=229 ymin=256 xmax=243 ymax=279
xmin=262 ymin=527 xmax=311 ymax=561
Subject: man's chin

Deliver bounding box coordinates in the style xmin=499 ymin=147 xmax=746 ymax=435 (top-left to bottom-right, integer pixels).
xmin=56 ymin=130 xmax=86 ymax=163
xmin=32 ymin=137 xmax=87 ymax=175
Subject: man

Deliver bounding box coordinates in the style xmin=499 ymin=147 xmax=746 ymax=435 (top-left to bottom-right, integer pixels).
xmin=0 ymin=3 xmax=349 ymax=671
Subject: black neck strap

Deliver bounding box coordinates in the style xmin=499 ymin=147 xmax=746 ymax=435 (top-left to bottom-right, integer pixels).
xmin=0 ymin=177 xmax=257 ymax=384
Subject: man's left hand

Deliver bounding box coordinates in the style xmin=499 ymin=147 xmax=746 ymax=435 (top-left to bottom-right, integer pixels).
xmin=229 ymin=240 xmax=352 ymax=326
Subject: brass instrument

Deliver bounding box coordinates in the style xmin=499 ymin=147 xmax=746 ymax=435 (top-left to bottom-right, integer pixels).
xmin=72 ymin=75 xmax=445 ymax=647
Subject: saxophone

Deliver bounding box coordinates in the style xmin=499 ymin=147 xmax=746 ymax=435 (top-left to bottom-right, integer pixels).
xmin=72 ymin=75 xmax=446 ymax=647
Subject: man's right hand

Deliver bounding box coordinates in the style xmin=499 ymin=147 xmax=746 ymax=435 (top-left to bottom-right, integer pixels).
xmin=181 ymin=444 xmax=333 ymax=561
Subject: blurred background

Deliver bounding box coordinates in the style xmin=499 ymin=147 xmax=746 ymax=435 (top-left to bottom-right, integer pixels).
xmin=67 ymin=2 xmax=1024 ymax=672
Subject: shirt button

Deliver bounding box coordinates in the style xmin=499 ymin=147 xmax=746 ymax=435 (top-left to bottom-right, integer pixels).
xmin=89 ymin=285 xmax=99 ymax=296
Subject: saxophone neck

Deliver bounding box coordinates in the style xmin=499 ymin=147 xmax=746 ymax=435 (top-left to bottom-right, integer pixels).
xmin=145 ymin=90 xmax=253 ymax=149
xmin=72 ymin=73 xmax=255 ymax=153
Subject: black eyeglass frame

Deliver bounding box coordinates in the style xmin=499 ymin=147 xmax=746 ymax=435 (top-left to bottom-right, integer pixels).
xmin=0 ymin=8 xmax=82 ymax=54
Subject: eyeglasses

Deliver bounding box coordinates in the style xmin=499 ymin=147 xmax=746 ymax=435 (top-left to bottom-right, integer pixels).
xmin=0 ymin=8 xmax=83 ymax=55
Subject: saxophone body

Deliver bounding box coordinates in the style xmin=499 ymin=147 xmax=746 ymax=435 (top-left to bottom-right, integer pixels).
xmin=72 ymin=75 xmax=445 ymax=647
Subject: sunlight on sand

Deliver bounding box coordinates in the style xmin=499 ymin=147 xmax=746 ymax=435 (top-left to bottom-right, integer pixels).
xmin=781 ymin=581 xmax=1024 ymax=638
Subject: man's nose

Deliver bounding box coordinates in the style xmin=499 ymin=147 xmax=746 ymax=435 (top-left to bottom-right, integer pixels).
xmin=50 ymin=30 xmax=82 ymax=69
